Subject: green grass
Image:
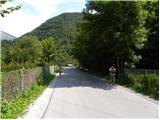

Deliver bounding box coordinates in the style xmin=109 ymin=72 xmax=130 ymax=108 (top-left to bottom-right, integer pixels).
xmin=78 ymin=68 xmax=159 ymax=100
xmin=124 ymin=70 xmax=159 ymax=100
xmin=0 ymin=73 xmax=56 ymax=119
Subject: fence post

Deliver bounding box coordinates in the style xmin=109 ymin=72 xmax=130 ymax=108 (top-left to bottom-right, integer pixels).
xmin=21 ymin=68 xmax=24 ymax=90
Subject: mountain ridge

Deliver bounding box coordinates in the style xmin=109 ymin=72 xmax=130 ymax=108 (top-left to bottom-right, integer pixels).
xmin=23 ymin=12 xmax=83 ymax=40
xmin=0 ymin=31 xmax=17 ymax=40
xmin=22 ymin=12 xmax=83 ymax=53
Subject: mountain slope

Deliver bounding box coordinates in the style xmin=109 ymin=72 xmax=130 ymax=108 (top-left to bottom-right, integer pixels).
xmin=24 ymin=12 xmax=83 ymax=53
xmin=0 ymin=31 xmax=17 ymax=40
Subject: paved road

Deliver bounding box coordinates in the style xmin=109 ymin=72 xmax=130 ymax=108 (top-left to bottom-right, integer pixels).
xmin=43 ymin=67 xmax=158 ymax=118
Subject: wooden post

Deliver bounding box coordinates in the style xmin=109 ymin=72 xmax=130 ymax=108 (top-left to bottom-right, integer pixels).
xmin=21 ymin=68 xmax=24 ymax=90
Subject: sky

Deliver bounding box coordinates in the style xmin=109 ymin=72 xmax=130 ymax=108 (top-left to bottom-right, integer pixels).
xmin=0 ymin=0 xmax=86 ymax=37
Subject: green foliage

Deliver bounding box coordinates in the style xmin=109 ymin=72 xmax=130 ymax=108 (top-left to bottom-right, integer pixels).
xmin=136 ymin=1 xmax=159 ymax=69
xmin=40 ymin=36 xmax=78 ymax=66
xmin=0 ymin=72 xmax=4 ymax=85
xmin=17 ymin=36 xmax=41 ymax=63
xmin=1 ymin=36 xmax=41 ymax=71
xmin=40 ymin=37 xmax=59 ymax=65
xmin=36 ymin=67 xmax=44 ymax=84
xmin=124 ymin=70 xmax=159 ymax=99
xmin=0 ymin=0 xmax=21 ymax=17
xmin=24 ymin=13 xmax=83 ymax=55
xmin=1 ymin=73 xmax=55 ymax=119
xmin=1 ymin=35 xmax=78 ymax=71
xmin=2 ymin=13 xmax=84 ymax=71
xmin=74 ymin=1 xmax=157 ymax=75
xmin=23 ymin=13 xmax=83 ymax=65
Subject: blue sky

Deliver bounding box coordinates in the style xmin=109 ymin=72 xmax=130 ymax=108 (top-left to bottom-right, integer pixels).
xmin=57 ymin=2 xmax=86 ymax=15
xmin=1 ymin=0 xmax=86 ymax=37
xmin=58 ymin=2 xmax=85 ymax=13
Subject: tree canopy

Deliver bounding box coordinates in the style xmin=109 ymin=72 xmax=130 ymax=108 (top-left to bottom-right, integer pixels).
xmin=74 ymin=1 xmax=158 ymax=77
xmin=136 ymin=1 xmax=159 ymax=69
xmin=1 ymin=36 xmax=41 ymax=71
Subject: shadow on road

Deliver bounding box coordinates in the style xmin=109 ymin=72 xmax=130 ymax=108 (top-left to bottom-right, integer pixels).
xmin=50 ymin=67 xmax=116 ymax=90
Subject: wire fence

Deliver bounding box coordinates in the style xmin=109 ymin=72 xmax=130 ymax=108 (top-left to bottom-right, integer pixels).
xmin=1 ymin=65 xmax=58 ymax=101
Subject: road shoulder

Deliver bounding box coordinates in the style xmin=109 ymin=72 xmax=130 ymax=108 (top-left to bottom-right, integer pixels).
xmin=19 ymin=73 xmax=59 ymax=118
xmin=79 ymin=68 xmax=158 ymax=105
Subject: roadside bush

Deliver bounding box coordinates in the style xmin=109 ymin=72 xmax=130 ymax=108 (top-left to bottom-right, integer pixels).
xmin=124 ymin=70 xmax=159 ymax=100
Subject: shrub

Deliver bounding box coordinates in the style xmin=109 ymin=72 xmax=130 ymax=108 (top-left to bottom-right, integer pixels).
xmin=124 ymin=69 xmax=159 ymax=99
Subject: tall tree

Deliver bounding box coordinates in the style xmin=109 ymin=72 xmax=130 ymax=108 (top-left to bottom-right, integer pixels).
xmin=74 ymin=1 xmax=148 ymax=80
xmin=1 ymin=36 xmax=41 ymax=71
xmin=16 ymin=36 xmax=41 ymax=66
xmin=137 ymin=1 xmax=159 ymax=69
xmin=40 ymin=37 xmax=59 ymax=65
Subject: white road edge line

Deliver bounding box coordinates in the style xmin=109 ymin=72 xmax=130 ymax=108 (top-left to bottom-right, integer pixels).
xmin=19 ymin=73 xmax=59 ymax=119
xmin=41 ymin=74 xmax=60 ymax=118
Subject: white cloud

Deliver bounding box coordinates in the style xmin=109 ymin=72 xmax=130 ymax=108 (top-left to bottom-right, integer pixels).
xmin=21 ymin=0 xmax=66 ymax=17
xmin=0 ymin=0 xmax=67 ymax=37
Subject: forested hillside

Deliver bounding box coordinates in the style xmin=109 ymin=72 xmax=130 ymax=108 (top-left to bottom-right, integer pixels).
xmin=24 ymin=12 xmax=83 ymax=54
xmin=1 ymin=13 xmax=83 ymax=71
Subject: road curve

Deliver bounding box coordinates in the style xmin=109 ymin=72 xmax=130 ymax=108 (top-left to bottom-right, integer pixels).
xmin=43 ymin=67 xmax=158 ymax=118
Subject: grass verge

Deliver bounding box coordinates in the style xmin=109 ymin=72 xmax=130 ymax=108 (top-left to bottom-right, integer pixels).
xmin=78 ymin=68 xmax=159 ymax=100
xmin=124 ymin=70 xmax=159 ymax=100
xmin=0 ymin=73 xmax=56 ymax=119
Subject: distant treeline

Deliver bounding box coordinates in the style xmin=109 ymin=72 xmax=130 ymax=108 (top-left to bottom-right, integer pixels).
xmin=1 ymin=36 xmax=78 ymax=71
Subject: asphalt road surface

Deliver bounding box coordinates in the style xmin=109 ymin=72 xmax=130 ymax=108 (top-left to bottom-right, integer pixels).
xmin=43 ymin=67 xmax=158 ymax=118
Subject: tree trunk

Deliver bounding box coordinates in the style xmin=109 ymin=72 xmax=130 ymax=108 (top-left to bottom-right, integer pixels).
xmin=116 ymin=58 xmax=120 ymax=80
xmin=120 ymin=59 xmax=123 ymax=81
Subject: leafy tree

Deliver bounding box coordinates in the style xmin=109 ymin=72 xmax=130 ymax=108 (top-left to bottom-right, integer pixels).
xmin=15 ymin=36 xmax=41 ymax=66
xmin=0 ymin=0 xmax=21 ymax=17
xmin=74 ymin=1 xmax=148 ymax=80
xmin=136 ymin=1 xmax=159 ymax=69
xmin=40 ymin=37 xmax=59 ymax=65
xmin=1 ymin=40 xmax=20 ymax=70
xmin=22 ymin=13 xmax=83 ymax=65
xmin=1 ymin=36 xmax=41 ymax=71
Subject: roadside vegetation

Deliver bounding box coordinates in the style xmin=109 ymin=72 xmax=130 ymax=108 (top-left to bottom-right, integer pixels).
xmin=1 ymin=35 xmax=62 ymax=118
xmin=123 ymin=70 xmax=159 ymax=100
xmin=74 ymin=1 xmax=158 ymax=75
xmin=74 ymin=1 xmax=158 ymax=99
xmin=1 ymin=8 xmax=79 ymax=119
xmin=2 ymin=36 xmax=66 ymax=71
xmin=1 ymin=0 xmax=159 ymax=118
xmin=80 ymin=67 xmax=158 ymax=100
xmin=1 ymin=73 xmax=56 ymax=119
